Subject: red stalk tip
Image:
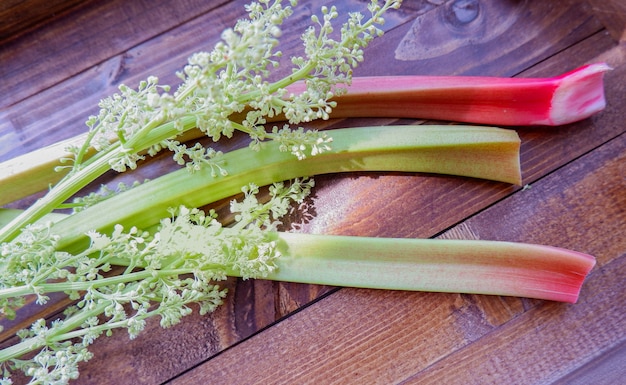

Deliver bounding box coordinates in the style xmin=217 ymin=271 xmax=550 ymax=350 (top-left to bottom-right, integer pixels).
xmin=548 ymin=63 xmax=612 ymax=125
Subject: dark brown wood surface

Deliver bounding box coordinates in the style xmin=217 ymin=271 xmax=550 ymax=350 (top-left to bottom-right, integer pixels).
xmin=0 ymin=0 xmax=87 ymax=44
xmin=1 ymin=0 xmax=624 ymax=384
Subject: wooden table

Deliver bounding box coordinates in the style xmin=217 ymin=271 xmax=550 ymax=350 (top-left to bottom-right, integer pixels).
xmin=1 ymin=0 xmax=624 ymax=383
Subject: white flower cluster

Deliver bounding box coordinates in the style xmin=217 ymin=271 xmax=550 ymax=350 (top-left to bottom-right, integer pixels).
xmin=0 ymin=178 xmax=313 ymax=382
xmin=69 ymin=0 xmax=400 ymax=177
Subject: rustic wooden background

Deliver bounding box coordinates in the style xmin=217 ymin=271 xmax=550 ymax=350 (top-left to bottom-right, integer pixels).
xmin=0 ymin=0 xmax=624 ymax=384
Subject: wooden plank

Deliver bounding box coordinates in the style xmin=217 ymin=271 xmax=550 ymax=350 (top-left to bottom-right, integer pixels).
xmin=585 ymin=0 xmax=626 ymax=41
xmin=404 ymin=258 xmax=626 ymax=384
xmin=167 ymin=128 xmax=625 ymax=385
xmin=0 ymin=0 xmax=231 ymax=108
xmin=171 ymin=290 xmax=495 ymax=385
xmin=552 ymin=341 xmax=626 ymax=385
xmin=0 ymin=0 xmax=86 ymax=44
xmin=355 ymin=0 xmax=603 ymax=77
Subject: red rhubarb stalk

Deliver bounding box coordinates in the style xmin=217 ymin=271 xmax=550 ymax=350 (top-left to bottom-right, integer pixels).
xmin=287 ymin=63 xmax=611 ymax=126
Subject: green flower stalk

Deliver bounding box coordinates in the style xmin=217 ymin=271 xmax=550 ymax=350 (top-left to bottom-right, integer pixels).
xmin=35 ymin=124 xmax=524 ymax=253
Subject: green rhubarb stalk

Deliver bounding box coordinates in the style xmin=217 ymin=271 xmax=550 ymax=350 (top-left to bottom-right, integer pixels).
xmin=0 ymin=64 xmax=609 ymax=206
xmin=45 ymin=124 xmax=522 ymax=253
xmin=0 ymin=175 xmax=595 ymax=374
xmin=0 ymin=206 xmax=596 ymax=372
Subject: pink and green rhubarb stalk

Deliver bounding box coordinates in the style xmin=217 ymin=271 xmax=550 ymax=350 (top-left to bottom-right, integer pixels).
xmin=267 ymin=233 xmax=596 ymax=303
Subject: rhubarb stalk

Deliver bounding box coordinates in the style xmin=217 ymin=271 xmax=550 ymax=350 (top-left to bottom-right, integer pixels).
xmin=39 ymin=124 xmax=522 ymax=252
xmin=267 ymin=232 xmax=596 ymax=303
xmin=298 ymin=63 xmax=611 ymax=126
xmin=0 ymin=211 xmax=596 ymax=305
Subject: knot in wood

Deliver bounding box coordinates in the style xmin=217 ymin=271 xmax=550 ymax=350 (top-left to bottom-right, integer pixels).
xmin=446 ymin=0 xmax=479 ymax=26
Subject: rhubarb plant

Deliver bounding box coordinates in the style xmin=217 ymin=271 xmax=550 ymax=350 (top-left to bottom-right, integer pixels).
xmin=0 ymin=0 xmax=601 ymax=383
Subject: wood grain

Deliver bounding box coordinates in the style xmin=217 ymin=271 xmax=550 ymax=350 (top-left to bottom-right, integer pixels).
xmin=406 ymin=258 xmax=625 ymax=384
xmin=0 ymin=0 xmax=86 ymax=44
xmin=0 ymin=0 xmax=231 ymax=108
xmin=585 ymin=0 xmax=626 ymax=41
xmin=552 ymin=341 xmax=626 ymax=385
xmin=356 ymin=0 xmax=604 ymax=77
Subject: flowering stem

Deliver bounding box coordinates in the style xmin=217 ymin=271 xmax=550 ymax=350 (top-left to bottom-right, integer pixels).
xmin=0 ymin=268 xmax=193 ymax=299
xmin=0 ymin=151 xmax=117 ymax=243
xmin=0 ymin=304 xmax=105 ymax=363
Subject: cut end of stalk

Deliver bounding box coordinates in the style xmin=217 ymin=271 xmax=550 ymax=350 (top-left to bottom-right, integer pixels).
xmin=518 ymin=244 xmax=596 ymax=303
xmin=547 ymin=63 xmax=612 ymax=126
